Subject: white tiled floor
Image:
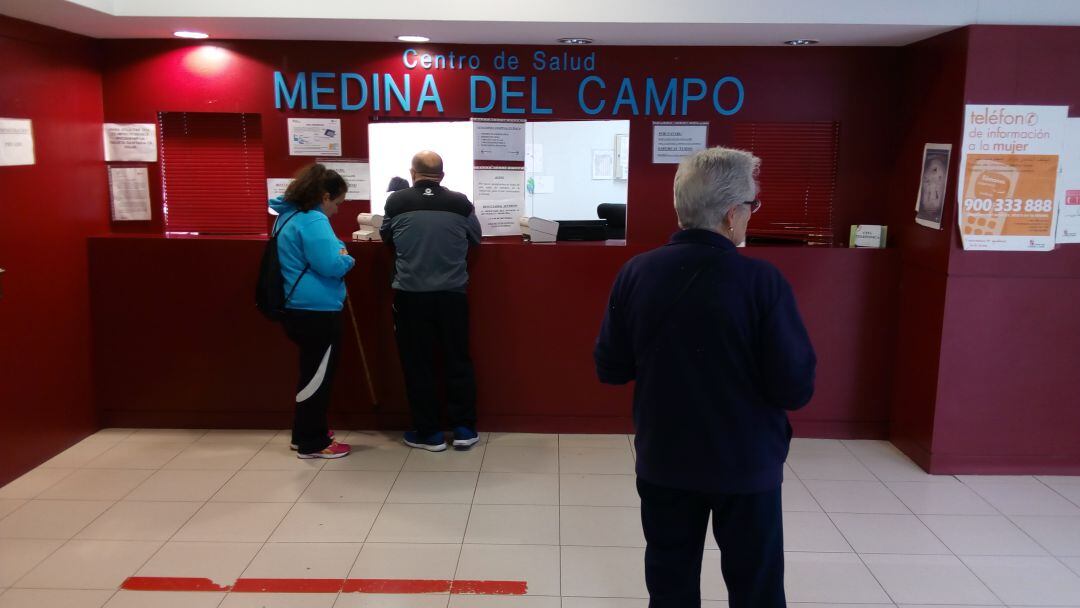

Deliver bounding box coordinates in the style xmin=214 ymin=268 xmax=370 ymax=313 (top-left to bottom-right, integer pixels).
xmin=1 ymin=430 xmax=1079 ymax=607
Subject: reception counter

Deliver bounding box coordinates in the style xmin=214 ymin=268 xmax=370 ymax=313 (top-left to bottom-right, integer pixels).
xmin=89 ymin=235 xmax=899 ymax=437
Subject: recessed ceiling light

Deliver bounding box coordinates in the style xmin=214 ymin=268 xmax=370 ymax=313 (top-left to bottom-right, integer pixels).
xmin=174 ymin=31 xmax=209 ymax=39
xmin=784 ymin=39 xmax=819 ymax=46
xmin=397 ymin=35 xmax=430 ymax=43
xmin=559 ymin=37 xmax=594 ymax=45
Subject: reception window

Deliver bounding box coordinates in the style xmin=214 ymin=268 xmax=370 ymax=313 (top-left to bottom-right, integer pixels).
xmin=733 ymin=121 xmax=839 ymax=245
xmin=159 ymin=112 xmax=267 ymax=235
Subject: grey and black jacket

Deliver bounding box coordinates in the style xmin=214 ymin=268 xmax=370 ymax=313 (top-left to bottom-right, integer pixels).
xmin=380 ymin=179 xmax=482 ymax=292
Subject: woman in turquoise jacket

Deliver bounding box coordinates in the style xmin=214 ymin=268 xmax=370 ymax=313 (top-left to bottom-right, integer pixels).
xmin=270 ymin=164 xmax=355 ymax=458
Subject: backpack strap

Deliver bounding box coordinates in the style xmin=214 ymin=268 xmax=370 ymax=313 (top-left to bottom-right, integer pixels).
xmin=274 ymin=209 xmax=310 ymax=307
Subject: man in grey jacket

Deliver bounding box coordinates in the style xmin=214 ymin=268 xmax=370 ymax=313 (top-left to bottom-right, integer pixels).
xmin=381 ymin=151 xmax=483 ymax=452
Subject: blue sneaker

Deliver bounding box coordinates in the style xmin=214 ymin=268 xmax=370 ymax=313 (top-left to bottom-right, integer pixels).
xmin=452 ymin=427 xmax=480 ymax=450
xmin=403 ymin=431 xmax=447 ymax=452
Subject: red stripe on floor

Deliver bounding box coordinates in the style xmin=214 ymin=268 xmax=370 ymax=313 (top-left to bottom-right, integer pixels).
xmin=231 ymin=578 xmax=346 ymax=593
xmin=121 ymin=576 xmax=528 ymax=595
xmin=342 ymin=578 xmax=452 ymax=593
xmin=121 ymin=577 xmax=232 ymax=592
xmin=451 ymin=580 xmax=529 ymax=595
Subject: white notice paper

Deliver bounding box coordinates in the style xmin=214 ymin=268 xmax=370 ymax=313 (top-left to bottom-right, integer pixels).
xmin=615 ymin=133 xmax=630 ymax=179
xmin=321 ymin=161 xmax=371 ymax=200
xmin=0 ymin=118 xmax=35 ymax=166
xmin=108 ymin=166 xmax=151 ymax=221
xmin=473 ymin=119 xmax=526 ymax=162
xmin=288 ymin=118 xmax=342 ymax=156
xmin=592 ymin=149 xmax=615 ymax=180
xmin=1055 ymin=118 xmax=1080 ymax=244
xmin=267 ymin=178 xmax=292 ymax=215
xmin=474 ymin=168 xmax=526 ymax=236
xmin=103 ymin=123 xmax=157 ymax=162
xmin=652 ymin=122 xmax=708 ymax=164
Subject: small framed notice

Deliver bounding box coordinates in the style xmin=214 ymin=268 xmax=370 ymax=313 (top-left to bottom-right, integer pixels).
xmin=108 ymin=166 xmax=152 ymax=221
xmin=849 ymin=225 xmax=888 ymax=248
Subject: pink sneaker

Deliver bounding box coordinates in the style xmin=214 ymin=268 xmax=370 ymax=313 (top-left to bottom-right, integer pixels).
xmin=290 ymin=430 xmax=335 ymax=451
xmin=297 ymin=441 xmax=350 ymax=459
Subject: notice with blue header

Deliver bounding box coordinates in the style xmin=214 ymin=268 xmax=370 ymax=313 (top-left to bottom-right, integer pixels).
xmin=288 ymin=118 xmax=342 ymax=156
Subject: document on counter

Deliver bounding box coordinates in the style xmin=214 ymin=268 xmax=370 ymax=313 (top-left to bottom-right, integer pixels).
xmin=320 ymin=160 xmax=371 ymax=200
xmin=103 ymin=123 xmax=157 ymax=162
xmin=288 ymin=118 xmax=342 ymax=156
xmin=473 ymin=118 xmax=526 ymax=162
xmin=474 ymin=167 xmax=526 ymax=236
xmin=0 ymin=118 xmax=35 ymax=166
xmin=108 ymin=166 xmax=151 ymax=221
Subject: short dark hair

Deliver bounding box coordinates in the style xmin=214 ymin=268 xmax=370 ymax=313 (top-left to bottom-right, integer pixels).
xmin=284 ymin=163 xmax=348 ymax=211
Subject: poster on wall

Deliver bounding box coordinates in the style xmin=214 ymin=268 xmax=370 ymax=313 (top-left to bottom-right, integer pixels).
xmin=957 ymin=105 xmax=1068 ymax=251
xmin=592 ymin=149 xmax=615 ymax=180
xmin=915 ymin=143 xmax=952 ymax=230
xmin=652 ymin=122 xmax=708 ymax=164
xmin=615 ymin=133 xmax=630 ymax=180
xmin=473 ymin=118 xmax=525 ymax=162
xmin=320 ymin=160 xmax=371 ymax=200
xmin=108 ymin=166 xmax=151 ymax=221
xmin=288 ymin=118 xmax=342 ymax=156
xmin=103 ymin=123 xmax=157 ymax=162
xmin=1055 ymin=118 xmax=1080 ymax=244
xmin=474 ymin=167 xmax=526 ymax=236
xmin=0 ymin=118 xmax=34 ymax=166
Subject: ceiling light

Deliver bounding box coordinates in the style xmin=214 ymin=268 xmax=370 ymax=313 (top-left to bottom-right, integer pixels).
xmin=784 ymin=39 xmax=819 ymax=46
xmin=559 ymin=37 xmax=594 ymax=45
xmin=174 ymin=31 xmax=209 ymax=39
xmin=397 ymin=35 xmax=430 ymax=43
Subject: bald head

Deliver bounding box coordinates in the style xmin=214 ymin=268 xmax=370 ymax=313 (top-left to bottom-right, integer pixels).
xmin=411 ymin=151 xmax=445 ymax=183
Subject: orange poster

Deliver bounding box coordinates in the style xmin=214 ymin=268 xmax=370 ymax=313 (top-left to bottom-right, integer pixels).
xmin=958 ymin=105 xmax=1068 ymax=251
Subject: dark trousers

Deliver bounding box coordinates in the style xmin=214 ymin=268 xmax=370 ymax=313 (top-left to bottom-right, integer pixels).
xmin=392 ymin=290 xmax=477 ymax=436
xmin=637 ymin=477 xmax=786 ymax=608
xmin=282 ymin=309 xmax=341 ymax=454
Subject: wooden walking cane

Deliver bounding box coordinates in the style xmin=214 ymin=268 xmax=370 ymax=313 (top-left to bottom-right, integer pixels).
xmin=344 ymin=285 xmax=379 ymax=409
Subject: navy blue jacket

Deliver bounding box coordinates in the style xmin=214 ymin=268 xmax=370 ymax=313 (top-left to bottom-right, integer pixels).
xmin=595 ymin=229 xmax=816 ymax=494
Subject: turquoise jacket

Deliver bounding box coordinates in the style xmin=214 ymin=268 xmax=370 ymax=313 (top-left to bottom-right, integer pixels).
xmin=270 ymin=197 xmax=355 ymax=311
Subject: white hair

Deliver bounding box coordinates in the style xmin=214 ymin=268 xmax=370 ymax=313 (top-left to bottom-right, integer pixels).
xmin=673 ymin=147 xmax=760 ymax=230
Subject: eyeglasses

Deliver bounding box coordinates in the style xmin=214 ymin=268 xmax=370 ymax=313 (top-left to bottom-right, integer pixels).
xmin=743 ymin=199 xmax=762 ymax=214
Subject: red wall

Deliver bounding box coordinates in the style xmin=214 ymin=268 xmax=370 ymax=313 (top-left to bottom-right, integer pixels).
xmin=90 ymin=237 xmax=898 ymax=436
xmin=86 ymin=39 xmax=907 ymax=437
xmin=884 ymin=29 xmax=970 ymax=469
xmin=0 ymin=17 xmax=109 ymax=486
xmin=927 ymin=26 xmax=1080 ymax=473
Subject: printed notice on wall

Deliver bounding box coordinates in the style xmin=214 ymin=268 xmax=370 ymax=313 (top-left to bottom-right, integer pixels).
xmin=103 ymin=123 xmax=157 ymax=162
xmin=108 ymin=166 xmax=151 ymax=221
xmin=266 ymin=178 xmax=292 ymax=215
xmin=958 ymin=105 xmax=1068 ymax=251
xmin=652 ymin=122 xmax=708 ymax=164
xmin=473 ymin=119 xmax=526 ymax=162
xmin=320 ymin=160 xmax=371 ymax=200
xmin=474 ymin=167 xmax=526 ymax=236
xmin=0 ymin=118 xmax=34 ymax=166
xmin=1055 ymin=118 xmax=1080 ymax=244
xmin=288 ymin=118 xmax=342 ymax=156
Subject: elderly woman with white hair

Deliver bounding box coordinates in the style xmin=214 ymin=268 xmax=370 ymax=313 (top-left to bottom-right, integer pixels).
xmin=594 ymin=147 xmax=816 ymax=608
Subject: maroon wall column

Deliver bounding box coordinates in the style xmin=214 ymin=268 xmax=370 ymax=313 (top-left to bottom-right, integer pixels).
xmin=0 ymin=17 xmax=109 ymax=486
xmin=885 ymin=29 xmax=970 ymax=470
xmin=929 ymin=25 xmax=1080 ymax=474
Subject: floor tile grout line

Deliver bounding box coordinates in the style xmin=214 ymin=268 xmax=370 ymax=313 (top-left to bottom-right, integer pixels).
xmin=802 ymin=442 xmax=898 ymax=606
xmin=448 ymin=434 xmax=488 ymax=608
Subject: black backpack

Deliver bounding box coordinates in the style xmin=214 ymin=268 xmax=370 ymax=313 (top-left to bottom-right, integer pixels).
xmin=255 ymin=211 xmax=310 ymax=322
